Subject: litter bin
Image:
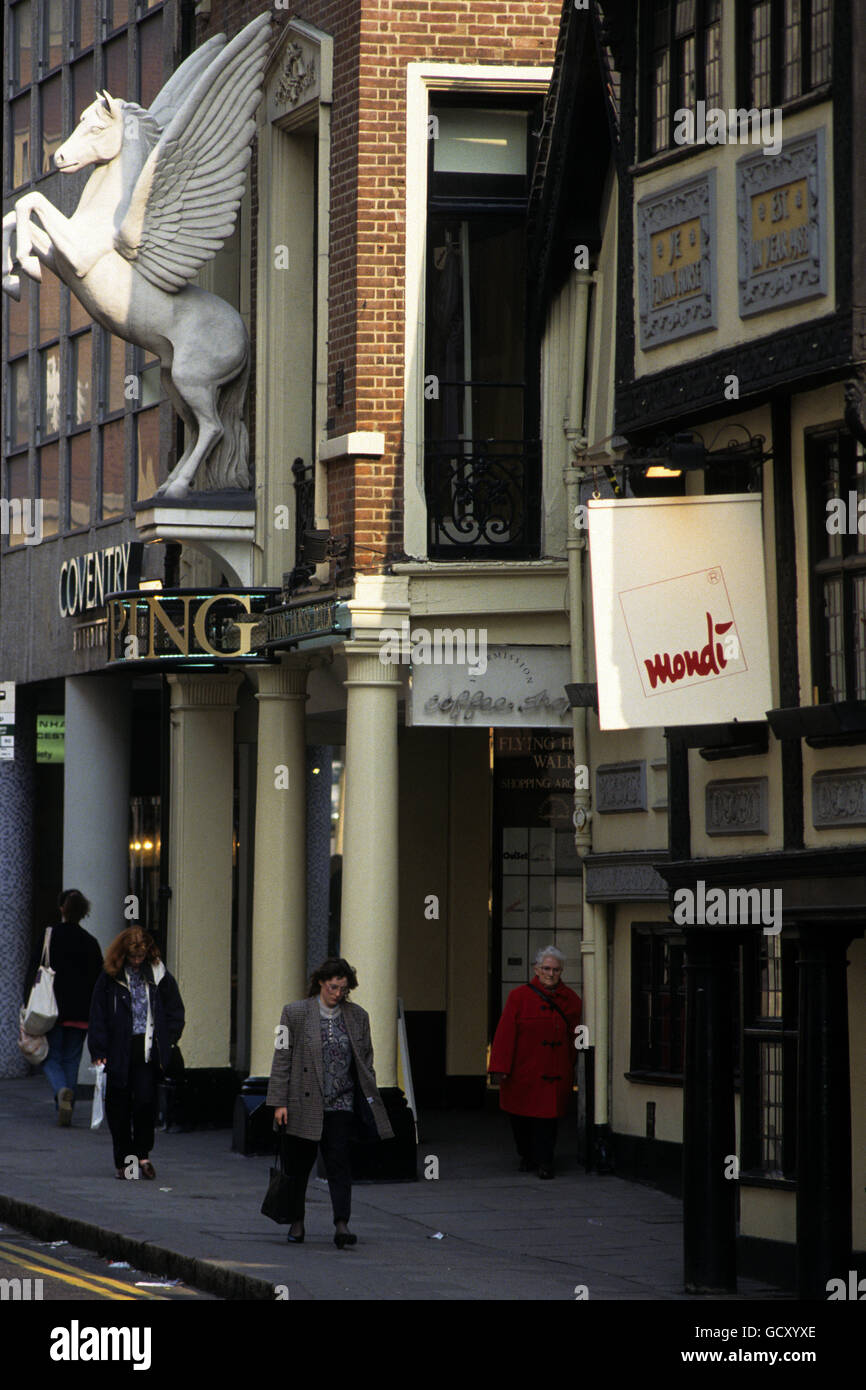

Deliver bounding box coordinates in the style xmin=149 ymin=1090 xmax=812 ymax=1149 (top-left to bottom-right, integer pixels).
xmin=232 ymin=1075 xmax=274 ymax=1154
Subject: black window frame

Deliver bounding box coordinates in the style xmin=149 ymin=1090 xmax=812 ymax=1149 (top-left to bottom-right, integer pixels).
xmin=740 ymin=932 xmax=798 ymax=1180
xmin=639 ymin=0 xmax=724 ymax=160
xmin=736 ymin=0 xmax=833 ymax=110
xmin=806 ymin=423 xmax=866 ymax=704
xmin=628 ymin=924 xmax=688 ymax=1080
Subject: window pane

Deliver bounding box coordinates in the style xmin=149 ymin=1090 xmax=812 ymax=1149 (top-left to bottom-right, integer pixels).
xmin=44 ymin=0 xmax=64 ymax=71
xmin=9 ymin=360 xmax=31 ymax=448
xmin=73 ymin=53 xmax=95 ymax=125
xmin=4 ymin=457 xmax=31 ymax=548
xmin=106 ymin=35 xmax=128 ymax=97
xmin=41 ymin=75 xmax=63 ymax=175
xmin=853 ymin=573 xmax=866 ymax=701
xmin=7 ymin=278 xmax=31 ymax=358
xmin=69 ymin=432 xmax=91 ymax=528
xmin=39 ymin=442 xmax=60 ymax=538
xmin=136 ymin=407 xmax=161 ymax=500
xmin=823 ymin=576 xmax=845 ymax=702
xmin=71 ymin=332 xmax=92 ymax=426
xmin=68 ymin=285 xmax=91 ymax=332
xmin=12 ymin=94 xmax=31 ymax=187
xmin=40 ymin=346 xmax=61 ymax=435
xmin=110 ymin=0 xmax=131 ymax=30
xmin=674 ymin=0 xmax=695 ymax=35
xmin=653 ymin=49 xmax=670 ymax=152
xmin=101 ymin=419 xmax=126 ymax=518
xmin=139 ymin=13 xmax=164 ymax=107
xmin=759 ymin=1040 xmax=784 ymax=1174
xmin=12 ymin=1 xmax=33 ymax=88
xmin=75 ymin=0 xmax=95 ymax=52
xmin=782 ymin=0 xmax=802 ymax=102
xmin=678 ymin=33 xmax=696 ymax=108
xmin=433 ymin=110 xmax=528 ymax=176
xmin=140 ymin=361 xmax=162 ymax=407
xmin=751 ymin=1 xmax=773 ymax=108
xmin=106 ymin=334 xmax=128 ymax=413
xmin=811 ymin=0 xmax=832 ymax=86
xmin=39 ymin=271 xmax=61 ymax=343
xmin=704 ymin=12 xmax=722 ymax=108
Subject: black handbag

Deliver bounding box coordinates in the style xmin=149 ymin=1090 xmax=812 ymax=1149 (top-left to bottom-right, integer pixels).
xmin=260 ymin=1129 xmax=295 ymax=1225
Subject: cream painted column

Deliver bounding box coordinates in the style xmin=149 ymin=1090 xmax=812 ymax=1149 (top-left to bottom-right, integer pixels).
xmin=166 ymin=673 xmax=242 ymax=1068
xmin=340 ymin=642 xmax=402 ymax=1087
xmin=248 ymin=659 xmax=310 ymax=1074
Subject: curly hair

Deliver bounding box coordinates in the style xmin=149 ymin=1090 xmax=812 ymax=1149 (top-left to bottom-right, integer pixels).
xmin=103 ymin=927 xmax=161 ymax=977
xmin=307 ymin=957 xmax=358 ymax=997
xmin=59 ymin=888 xmax=90 ymax=923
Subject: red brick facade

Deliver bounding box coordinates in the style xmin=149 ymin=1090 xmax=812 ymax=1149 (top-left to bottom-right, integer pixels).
xmin=197 ymin=2 xmax=562 ymax=571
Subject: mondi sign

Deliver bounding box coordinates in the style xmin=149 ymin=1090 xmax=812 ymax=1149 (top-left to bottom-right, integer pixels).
xmin=107 ymin=589 xmax=278 ymax=666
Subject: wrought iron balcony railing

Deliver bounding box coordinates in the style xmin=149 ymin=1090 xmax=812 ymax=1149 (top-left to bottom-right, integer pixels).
xmin=425 ymin=439 xmax=542 ymax=559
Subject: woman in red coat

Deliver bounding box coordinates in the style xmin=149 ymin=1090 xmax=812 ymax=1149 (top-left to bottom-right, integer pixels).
xmin=489 ymin=945 xmax=582 ymax=1178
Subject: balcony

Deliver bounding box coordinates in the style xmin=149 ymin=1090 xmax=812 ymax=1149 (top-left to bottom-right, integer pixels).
xmin=424 ymin=438 xmax=541 ymax=560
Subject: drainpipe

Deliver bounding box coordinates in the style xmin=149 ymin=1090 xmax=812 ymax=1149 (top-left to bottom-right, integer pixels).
xmin=562 ymin=268 xmax=610 ymax=1168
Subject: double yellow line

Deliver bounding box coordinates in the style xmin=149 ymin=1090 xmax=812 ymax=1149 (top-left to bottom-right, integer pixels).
xmin=0 ymin=1239 xmax=166 ymax=1300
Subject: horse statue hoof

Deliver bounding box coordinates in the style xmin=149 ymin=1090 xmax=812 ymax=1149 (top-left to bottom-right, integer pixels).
xmin=2 ymin=273 xmax=21 ymax=300
xmin=19 ymin=254 xmax=42 ymax=281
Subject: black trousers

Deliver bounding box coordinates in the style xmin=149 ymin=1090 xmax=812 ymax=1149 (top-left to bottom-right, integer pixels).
xmin=509 ymin=1114 xmax=558 ymax=1168
xmin=105 ymin=1034 xmax=159 ymax=1171
xmin=281 ymin=1111 xmax=354 ymax=1224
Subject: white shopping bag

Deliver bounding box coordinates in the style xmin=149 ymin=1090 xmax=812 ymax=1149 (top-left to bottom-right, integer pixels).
xmin=90 ymin=1063 xmax=106 ymax=1130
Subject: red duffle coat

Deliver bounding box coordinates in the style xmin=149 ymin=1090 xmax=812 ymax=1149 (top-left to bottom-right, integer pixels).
xmin=489 ymin=979 xmax=582 ymax=1118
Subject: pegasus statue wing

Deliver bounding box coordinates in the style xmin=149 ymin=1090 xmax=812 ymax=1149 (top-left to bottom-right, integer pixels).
xmin=147 ymin=33 xmax=227 ymax=129
xmin=116 ymin=13 xmax=271 ymax=293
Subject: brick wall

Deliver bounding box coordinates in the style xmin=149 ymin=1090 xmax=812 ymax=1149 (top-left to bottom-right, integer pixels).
xmin=197 ymin=1 xmax=563 ymax=572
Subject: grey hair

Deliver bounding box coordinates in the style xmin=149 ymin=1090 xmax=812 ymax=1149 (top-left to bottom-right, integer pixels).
xmin=533 ymin=945 xmax=565 ymax=966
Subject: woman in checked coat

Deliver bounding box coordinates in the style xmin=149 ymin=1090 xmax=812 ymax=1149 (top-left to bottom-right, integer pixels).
xmin=489 ymin=945 xmax=582 ymax=1178
xmin=267 ymin=957 xmax=393 ymax=1247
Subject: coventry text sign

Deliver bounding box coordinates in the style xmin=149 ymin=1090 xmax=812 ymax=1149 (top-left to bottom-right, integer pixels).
xmin=58 ymin=542 xmax=143 ymax=617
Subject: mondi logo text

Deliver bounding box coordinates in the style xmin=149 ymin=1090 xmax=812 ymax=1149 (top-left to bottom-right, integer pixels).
xmin=673 ymin=880 xmax=782 ymax=935
xmin=49 ymin=1321 xmax=152 ymax=1371
xmin=0 ymin=497 xmax=43 ymax=545
xmin=673 ymin=102 xmax=782 ymax=155
xmin=380 ymin=620 xmax=487 ymax=676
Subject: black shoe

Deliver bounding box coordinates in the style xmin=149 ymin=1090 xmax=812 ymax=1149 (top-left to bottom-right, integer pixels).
xmin=537 ymin=1165 xmax=555 ymax=1179
xmin=334 ymin=1230 xmax=357 ymax=1248
xmin=518 ymin=1157 xmax=536 ymax=1172
xmin=287 ymin=1223 xmax=305 ymax=1244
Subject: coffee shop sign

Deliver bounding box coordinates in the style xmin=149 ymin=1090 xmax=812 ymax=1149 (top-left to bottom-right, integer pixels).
xmin=410 ymin=646 xmax=572 ymax=728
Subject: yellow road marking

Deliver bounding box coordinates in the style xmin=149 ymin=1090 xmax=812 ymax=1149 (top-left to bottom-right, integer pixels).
xmin=0 ymin=1240 xmax=165 ymax=1300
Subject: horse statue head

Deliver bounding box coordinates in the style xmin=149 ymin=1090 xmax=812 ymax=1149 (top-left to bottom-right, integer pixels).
xmin=55 ymin=92 xmax=161 ymax=184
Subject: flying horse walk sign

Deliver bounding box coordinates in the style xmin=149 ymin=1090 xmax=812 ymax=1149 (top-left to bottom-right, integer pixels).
xmin=1 ymin=13 xmax=272 ymax=500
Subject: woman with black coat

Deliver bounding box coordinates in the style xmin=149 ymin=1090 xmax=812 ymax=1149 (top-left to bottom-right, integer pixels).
xmin=24 ymin=889 xmax=104 ymax=1126
xmin=88 ymin=927 xmax=185 ymax=1180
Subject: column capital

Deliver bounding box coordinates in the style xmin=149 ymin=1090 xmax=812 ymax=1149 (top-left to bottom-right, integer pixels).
xmin=253 ymin=658 xmax=311 ymax=701
xmin=167 ymin=671 xmax=244 ymax=711
xmin=343 ymin=640 xmax=403 ymax=689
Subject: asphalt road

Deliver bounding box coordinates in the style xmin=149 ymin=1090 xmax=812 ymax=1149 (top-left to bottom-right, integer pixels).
xmin=0 ymin=1225 xmax=216 ymax=1301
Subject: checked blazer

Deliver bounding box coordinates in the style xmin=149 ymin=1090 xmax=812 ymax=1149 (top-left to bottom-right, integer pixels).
xmin=266 ymin=996 xmax=394 ymax=1142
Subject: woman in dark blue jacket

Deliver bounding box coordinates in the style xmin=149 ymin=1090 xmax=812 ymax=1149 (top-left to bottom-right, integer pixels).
xmin=88 ymin=927 xmax=184 ymax=1180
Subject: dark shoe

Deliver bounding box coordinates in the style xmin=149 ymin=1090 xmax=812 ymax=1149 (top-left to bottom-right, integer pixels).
xmin=518 ymin=1157 xmax=535 ymax=1173
xmin=537 ymin=1165 xmax=555 ymax=1179
xmin=287 ymin=1221 xmax=305 ymax=1244
xmin=115 ymin=1169 xmax=126 ymax=1180
xmin=334 ymin=1230 xmax=357 ymax=1249
xmin=139 ymin=1160 xmax=156 ymax=1179
xmin=58 ymin=1088 xmax=74 ymax=1127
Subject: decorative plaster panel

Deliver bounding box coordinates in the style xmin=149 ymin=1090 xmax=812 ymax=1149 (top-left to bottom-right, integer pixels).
xmin=705 ymin=777 xmax=769 ymax=836
xmin=736 ymin=128 xmax=827 ymax=318
xmin=596 ymin=761 xmax=647 ymax=813
xmin=637 ymin=171 xmax=717 ymax=349
xmin=812 ymin=768 xmax=866 ymax=828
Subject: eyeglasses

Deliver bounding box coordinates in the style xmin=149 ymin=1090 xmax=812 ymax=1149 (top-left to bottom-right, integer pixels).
xmin=538 ymin=965 xmax=562 ymax=973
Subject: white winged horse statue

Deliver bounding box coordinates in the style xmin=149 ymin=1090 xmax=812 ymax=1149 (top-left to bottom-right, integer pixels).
xmin=1 ymin=14 xmax=271 ymax=499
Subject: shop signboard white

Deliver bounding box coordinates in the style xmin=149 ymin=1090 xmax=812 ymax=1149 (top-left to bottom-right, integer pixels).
xmin=0 ymin=681 xmax=14 ymax=761
xmin=409 ymin=646 xmax=572 ymax=728
xmin=587 ymin=495 xmax=772 ymax=730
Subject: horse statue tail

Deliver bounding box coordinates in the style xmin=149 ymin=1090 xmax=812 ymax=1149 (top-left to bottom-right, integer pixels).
xmin=203 ymin=354 xmax=251 ymax=491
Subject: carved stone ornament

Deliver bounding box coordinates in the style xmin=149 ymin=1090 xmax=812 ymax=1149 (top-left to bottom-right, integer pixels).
xmin=705 ymin=778 xmax=769 ymax=836
xmin=812 ymin=769 xmax=866 ymax=828
xmin=596 ymin=761 xmax=647 ymax=813
xmin=1 ymin=14 xmax=272 ymax=500
xmin=275 ymin=42 xmax=318 ymax=109
xmin=736 ymin=128 xmax=827 ymax=318
xmin=584 ymin=854 xmax=670 ymax=903
xmin=636 ymin=171 xmax=717 ymax=349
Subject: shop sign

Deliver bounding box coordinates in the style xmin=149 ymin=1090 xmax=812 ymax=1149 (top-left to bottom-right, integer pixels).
xmin=637 ymin=172 xmax=716 ymax=348
xmin=106 ymin=589 xmax=278 ymax=666
xmin=587 ymin=495 xmax=772 ymax=730
xmin=736 ymin=128 xmax=826 ymax=317
xmin=410 ymin=646 xmax=572 ymax=728
xmin=37 ymin=715 xmax=65 ymax=764
xmin=0 ymin=680 xmax=14 ymax=761
xmin=262 ymin=597 xmax=351 ymax=649
xmin=59 ymin=542 xmax=143 ymax=617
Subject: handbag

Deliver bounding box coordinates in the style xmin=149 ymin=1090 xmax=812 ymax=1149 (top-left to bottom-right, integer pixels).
xmin=260 ymin=1128 xmax=295 ymax=1225
xmin=22 ymin=929 xmax=58 ymax=1035
xmin=18 ymin=1007 xmax=49 ymax=1064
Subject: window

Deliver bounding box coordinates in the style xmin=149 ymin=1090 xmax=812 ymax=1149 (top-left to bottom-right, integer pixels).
xmin=807 ymin=428 xmax=866 ymax=703
xmin=39 ymin=441 xmax=60 ymax=537
xmin=741 ymin=934 xmax=797 ymax=1177
xmin=43 ymin=0 xmax=63 ymax=73
xmin=424 ymin=98 xmax=541 ymax=559
xmin=69 ymin=431 xmax=91 ymax=528
xmin=11 ymin=1 xmax=34 ymax=88
xmin=642 ymin=0 xmax=722 ymax=157
xmin=11 ymin=93 xmax=31 ymax=187
xmin=8 ymin=359 xmax=31 ymax=450
xmin=3 ymin=456 xmax=31 ymax=548
xmin=740 ymin=0 xmax=832 ymax=109
xmin=630 ymin=927 xmax=686 ymax=1076
xmin=40 ymin=75 xmax=63 ymax=175
xmin=70 ymin=332 xmax=92 ymax=427
xmin=101 ymin=419 xmax=126 ymax=519
xmin=73 ymin=0 xmax=96 ymax=53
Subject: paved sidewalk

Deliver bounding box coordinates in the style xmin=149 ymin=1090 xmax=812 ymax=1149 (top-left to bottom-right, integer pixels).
xmin=0 ymin=1076 xmax=788 ymax=1302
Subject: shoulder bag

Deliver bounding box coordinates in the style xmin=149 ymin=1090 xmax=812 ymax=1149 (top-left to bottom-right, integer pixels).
xmin=260 ymin=1127 xmax=295 ymax=1224
xmin=22 ymin=929 xmax=58 ymax=1035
